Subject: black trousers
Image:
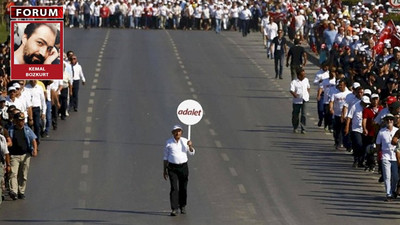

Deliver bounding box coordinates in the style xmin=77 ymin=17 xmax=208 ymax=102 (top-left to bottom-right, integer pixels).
xmin=168 ymin=162 xmax=189 ymax=210
xmin=59 ymin=88 xmax=68 ymax=119
xmin=70 ymin=80 xmax=80 ymax=110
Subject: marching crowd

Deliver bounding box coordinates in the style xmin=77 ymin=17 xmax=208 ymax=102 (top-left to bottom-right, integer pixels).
xmin=0 ymin=34 xmax=85 ymax=203
xmin=4 ymin=0 xmax=400 ymax=203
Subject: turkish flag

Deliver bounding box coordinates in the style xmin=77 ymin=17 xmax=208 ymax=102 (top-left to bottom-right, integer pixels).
xmin=375 ymin=20 xmax=397 ymax=55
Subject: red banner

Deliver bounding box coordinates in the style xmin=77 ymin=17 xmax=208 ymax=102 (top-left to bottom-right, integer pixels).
xmin=268 ymin=12 xmax=287 ymax=23
xmin=10 ymin=6 xmax=63 ymax=19
xmin=375 ymin=20 xmax=398 ymax=55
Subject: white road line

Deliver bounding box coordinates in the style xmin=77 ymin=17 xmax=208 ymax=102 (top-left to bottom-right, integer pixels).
xmin=221 ymin=153 xmax=229 ymax=161
xmin=84 ymin=138 xmax=90 ymax=145
xmin=209 ymin=129 xmax=216 ymax=136
xmin=86 ymin=116 xmax=92 ymax=123
xmin=189 ymin=88 xmax=195 ymax=92
xmin=97 ymin=63 xmax=101 ymax=67
xmin=83 ymin=150 xmax=90 ymax=158
xmin=87 ymin=107 xmax=93 ymax=113
xmin=192 ymin=94 xmax=198 ymax=99
xmin=85 ymin=127 xmax=92 ymax=134
xmin=204 ymin=119 xmax=211 ymax=125
xmin=229 ymin=167 xmax=238 ymax=176
xmin=90 ymin=92 xmax=95 ymax=97
xmin=238 ymin=184 xmax=247 ymax=194
xmin=79 ymin=181 xmax=87 ymax=192
xmin=81 ymin=165 xmax=88 ymax=174
xmin=97 ymin=59 xmax=102 ymax=62
xmin=247 ymin=203 xmax=257 ymax=215
xmin=91 ymin=85 xmax=97 ymax=90
xmin=185 ymin=76 xmax=189 ymax=80
xmin=178 ymin=61 xmax=183 ymax=64
xmin=93 ymin=79 xmax=98 ymax=83
xmin=215 ymin=140 xmax=222 ymax=148
xmin=183 ymin=70 xmax=187 ymax=74
xmin=95 ymin=68 xmax=101 ymax=72
xmin=180 ymin=65 xmax=185 ymax=69
xmin=89 ymin=99 xmax=94 ymax=105
xmin=187 ymin=81 xmax=192 ymax=86
xmin=94 ymin=73 xmax=99 ymax=78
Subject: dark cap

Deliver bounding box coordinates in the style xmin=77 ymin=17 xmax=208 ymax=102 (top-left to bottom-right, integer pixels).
xmin=13 ymin=112 xmax=25 ymax=120
xmin=390 ymin=101 xmax=400 ymax=109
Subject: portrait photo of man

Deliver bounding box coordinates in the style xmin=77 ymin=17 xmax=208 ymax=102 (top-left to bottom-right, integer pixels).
xmin=13 ymin=23 xmax=60 ymax=65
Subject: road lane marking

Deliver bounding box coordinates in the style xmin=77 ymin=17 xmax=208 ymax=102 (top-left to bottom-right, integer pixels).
xmin=83 ymin=150 xmax=90 ymax=159
xmin=81 ymin=165 xmax=88 ymax=174
xmin=209 ymin=129 xmax=216 ymax=136
xmin=238 ymin=184 xmax=247 ymax=194
xmin=79 ymin=181 xmax=87 ymax=192
xmin=86 ymin=116 xmax=92 ymax=123
xmin=89 ymin=99 xmax=94 ymax=105
xmin=215 ymin=140 xmax=222 ymax=148
xmin=87 ymin=107 xmax=93 ymax=113
xmin=221 ymin=153 xmax=229 ymax=161
xmin=204 ymin=119 xmax=211 ymax=125
xmin=85 ymin=127 xmax=91 ymax=134
xmin=229 ymin=167 xmax=238 ymax=176
xmin=90 ymin=92 xmax=95 ymax=97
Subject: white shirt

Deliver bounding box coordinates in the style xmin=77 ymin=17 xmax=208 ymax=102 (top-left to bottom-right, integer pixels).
xmin=25 ymin=83 xmax=46 ymax=112
xmin=330 ymin=88 xmax=351 ymax=116
xmin=68 ymin=63 xmax=86 ymax=82
xmin=290 ymin=78 xmax=310 ymax=104
xmin=313 ymin=69 xmax=329 ymax=85
xmin=163 ymin=137 xmax=195 ymax=164
xmin=320 ymin=77 xmax=336 ymax=104
xmin=376 ymin=126 xmax=399 ymax=161
xmin=263 ymin=22 xmax=278 ymax=39
xmin=347 ymin=100 xmax=364 ymax=133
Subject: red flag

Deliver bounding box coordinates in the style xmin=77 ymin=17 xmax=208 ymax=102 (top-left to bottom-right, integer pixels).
xmin=375 ymin=20 xmax=397 ymax=55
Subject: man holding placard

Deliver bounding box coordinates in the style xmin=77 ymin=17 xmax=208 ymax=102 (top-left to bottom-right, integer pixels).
xmin=163 ymin=125 xmax=195 ymax=216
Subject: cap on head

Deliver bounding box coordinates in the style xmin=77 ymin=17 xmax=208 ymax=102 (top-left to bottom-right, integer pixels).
xmin=361 ymin=96 xmax=371 ymax=104
xmin=172 ymin=125 xmax=183 ymax=132
xmin=383 ymin=113 xmax=395 ymax=120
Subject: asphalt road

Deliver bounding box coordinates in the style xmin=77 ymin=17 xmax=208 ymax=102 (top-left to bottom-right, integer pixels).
xmin=0 ymin=28 xmax=399 ymax=225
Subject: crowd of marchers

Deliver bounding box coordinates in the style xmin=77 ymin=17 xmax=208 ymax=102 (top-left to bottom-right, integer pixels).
xmin=0 ymin=38 xmax=85 ymax=203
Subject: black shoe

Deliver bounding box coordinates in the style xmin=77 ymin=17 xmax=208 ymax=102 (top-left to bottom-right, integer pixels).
xmin=378 ymin=176 xmax=384 ymax=183
xmin=74 ymin=108 xmax=78 ymax=112
xmin=180 ymin=207 xmax=186 ymax=214
xmin=385 ymin=196 xmax=393 ymax=202
xmin=170 ymin=210 xmax=177 ymax=216
xmin=9 ymin=192 xmax=17 ymax=200
xmin=317 ymin=120 xmax=322 ymax=127
xmin=18 ymin=193 xmax=25 ymax=200
xmin=279 ymin=77 xmax=283 ymax=79
xmin=352 ymin=162 xmax=358 ymax=168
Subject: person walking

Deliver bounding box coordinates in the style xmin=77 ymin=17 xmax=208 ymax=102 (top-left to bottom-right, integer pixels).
xmin=163 ymin=125 xmax=195 ymax=216
xmin=270 ymin=29 xmax=287 ymax=79
xmin=290 ymin=68 xmax=310 ymax=134
xmin=7 ymin=112 xmax=37 ymax=200
xmin=0 ymin=127 xmax=10 ymax=205
xmin=286 ymin=38 xmax=307 ymax=80
xmin=378 ymin=113 xmax=399 ymax=202
xmin=68 ymin=55 xmax=85 ymax=112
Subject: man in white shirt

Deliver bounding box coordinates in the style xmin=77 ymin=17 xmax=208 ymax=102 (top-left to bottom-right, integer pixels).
xmin=290 ymin=68 xmax=310 ymax=134
xmin=329 ymin=79 xmax=352 ymax=149
xmin=25 ymin=80 xmax=46 ymax=145
xmin=345 ymin=95 xmax=370 ymax=168
xmin=378 ymin=114 xmax=399 ymax=202
xmin=314 ymin=62 xmax=330 ymax=127
xmin=68 ymin=55 xmax=85 ymax=112
xmin=163 ymin=125 xmax=195 ymax=216
xmin=262 ymin=16 xmax=278 ymax=59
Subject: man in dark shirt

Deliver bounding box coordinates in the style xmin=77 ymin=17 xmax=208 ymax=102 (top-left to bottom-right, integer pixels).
xmin=286 ymin=38 xmax=307 ymax=80
xmin=8 ymin=112 xmax=37 ymax=200
xmin=270 ymin=29 xmax=288 ymax=79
